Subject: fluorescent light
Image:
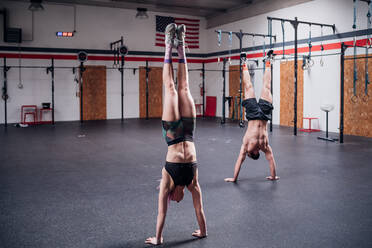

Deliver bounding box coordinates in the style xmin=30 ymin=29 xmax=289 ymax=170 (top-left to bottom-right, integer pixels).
xmin=28 ymin=0 xmax=44 ymax=11
xmin=136 ymin=8 xmax=148 ymax=19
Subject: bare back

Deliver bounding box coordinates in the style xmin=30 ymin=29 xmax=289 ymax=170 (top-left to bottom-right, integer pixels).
xmin=167 ymin=141 xmax=196 ymax=163
xmin=243 ymin=120 xmax=269 ymax=153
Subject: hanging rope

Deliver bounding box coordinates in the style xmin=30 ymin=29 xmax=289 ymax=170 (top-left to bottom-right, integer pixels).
xmin=281 ymin=20 xmax=285 ymax=59
xmin=308 ymin=24 xmax=312 ymax=58
xmin=320 ymin=25 xmax=324 ymax=66
xmin=263 ymin=37 xmax=266 ymax=71
xmin=353 ymin=0 xmax=358 ymax=100
xmin=217 ymin=30 xmax=222 ymax=46
xmin=18 ymin=44 xmax=23 ymax=89
xmin=365 ymin=1 xmax=372 ymax=99
xmin=353 ymin=0 xmax=357 ymax=29
xmin=228 ymin=31 xmax=232 ymax=64
xmin=268 ymin=19 xmax=273 ymax=48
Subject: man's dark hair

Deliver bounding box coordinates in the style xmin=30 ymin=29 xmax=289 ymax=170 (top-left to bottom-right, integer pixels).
xmin=250 ymin=152 xmax=260 ymax=160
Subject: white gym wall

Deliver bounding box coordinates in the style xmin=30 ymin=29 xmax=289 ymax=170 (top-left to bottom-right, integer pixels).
xmin=0 ymin=0 xmax=369 ymax=134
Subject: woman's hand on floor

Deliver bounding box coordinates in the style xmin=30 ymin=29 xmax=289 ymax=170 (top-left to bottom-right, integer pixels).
xmin=145 ymin=236 xmax=163 ymax=245
xmin=266 ymin=176 xmax=280 ymax=180
xmin=192 ymin=229 xmax=207 ymax=238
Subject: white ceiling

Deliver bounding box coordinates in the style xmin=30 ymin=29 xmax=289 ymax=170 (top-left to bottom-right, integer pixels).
xmin=13 ymin=0 xmax=314 ymax=28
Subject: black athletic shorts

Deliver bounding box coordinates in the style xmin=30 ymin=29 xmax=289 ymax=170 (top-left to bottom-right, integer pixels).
xmin=242 ymin=98 xmax=273 ymax=121
xmin=165 ymin=162 xmax=197 ymax=186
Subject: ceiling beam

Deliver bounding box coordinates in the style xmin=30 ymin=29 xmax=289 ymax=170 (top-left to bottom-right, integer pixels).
xmin=206 ymin=0 xmax=314 ymax=29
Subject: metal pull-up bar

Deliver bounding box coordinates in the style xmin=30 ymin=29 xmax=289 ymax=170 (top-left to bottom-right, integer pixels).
xmin=267 ymin=16 xmax=336 ymax=136
xmin=215 ymin=29 xmax=276 ymax=128
xmin=267 ymin=17 xmax=336 ymax=32
xmin=110 ymin=36 xmax=128 ymax=122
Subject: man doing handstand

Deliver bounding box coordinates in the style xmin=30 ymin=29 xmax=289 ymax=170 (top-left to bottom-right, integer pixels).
xmin=225 ymin=50 xmax=279 ymax=183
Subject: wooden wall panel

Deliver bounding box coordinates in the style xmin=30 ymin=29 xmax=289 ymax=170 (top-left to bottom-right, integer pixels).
xmin=80 ymin=65 xmax=106 ymax=121
xmin=344 ymin=56 xmax=372 ymax=137
xmin=139 ymin=67 xmax=163 ymax=118
xmin=280 ymin=61 xmax=303 ymax=128
xmin=229 ymin=65 xmax=244 ymax=119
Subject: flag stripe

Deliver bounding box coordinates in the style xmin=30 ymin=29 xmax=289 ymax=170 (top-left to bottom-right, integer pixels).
xmin=156 ymin=33 xmax=199 ymax=39
xmin=174 ymin=17 xmax=200 ymax=23
xmin=155 ymin=43 xmax=199 ymax=49
xmin=186 ymin=32 xmax=199 ymax=35
xmin=185 ymin=36 xmax=199 ymax=40
xmin=175 ymin=22 xmax=199 ymax=27
xmin=183 ymin=40 xmax=199 ymax=44
xmin=156 ymin=38 xmax=199 ymax=44
xmin=156 ymin=15 xmax=199 ymax=49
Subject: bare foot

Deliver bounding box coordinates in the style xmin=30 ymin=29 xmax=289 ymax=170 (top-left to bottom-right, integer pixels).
xmin=145 ymin=236 xmax=163 ymax=245
xmin=192 ymin=229 xmax=207 ymax=238
xmin=266 ymin=176 xmax=280 ymax=181
xmin=224 ymin=178 xmax=237 ymax=183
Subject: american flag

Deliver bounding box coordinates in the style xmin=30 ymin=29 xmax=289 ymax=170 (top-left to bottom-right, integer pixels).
xmin=155 ymin=15 xmax=200 ymax=49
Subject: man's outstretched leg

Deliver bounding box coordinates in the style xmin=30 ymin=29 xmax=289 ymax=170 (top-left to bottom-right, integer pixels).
xmin=260 ymin=53 xmax=273 ymax=104
xmin=242 ymin=58 xmax=256 ymax=100
xmin=260 ymin=50 xmax=279 ymax=180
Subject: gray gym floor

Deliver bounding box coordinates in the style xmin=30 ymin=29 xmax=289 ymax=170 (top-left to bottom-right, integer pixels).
xmin=1 ymin=119 xmax=372 ymax=248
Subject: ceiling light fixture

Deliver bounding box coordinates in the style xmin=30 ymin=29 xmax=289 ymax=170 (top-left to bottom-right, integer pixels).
xmin=136 ymin=8 xmax=148 ymax=19
xmin=28 ymin=0 xmax=44 ymax=11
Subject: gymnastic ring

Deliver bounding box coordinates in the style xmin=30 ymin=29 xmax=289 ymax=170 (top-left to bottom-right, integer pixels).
xmin=367 ymin=38 xmax=372 ymax=48
xmin=2 ymin=94 xmax=9 ymax=101
xmin=362 ymin=94 xmax=369 ymax=102
xmin=351 ymin=95 xmax=358 ymax=103
xmin=309 ymin=59 xmax=314 ymax=67
xmin=320 ymin=58 xmax=324 ymax=67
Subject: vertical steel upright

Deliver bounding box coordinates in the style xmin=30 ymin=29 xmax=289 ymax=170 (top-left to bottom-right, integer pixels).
xmin=3 ymin=57 xmax=8 ymax=127
xmin=120 ymin=55 xmax=125 ymax=122
xmin=340 ymin=43 xmax=345 ymax=144
xmin=238 ymin=30 xmax=244 ymax=127
xmin=79 ymin=62 xmax=85 ymax=123
xmin=202 ymin=62 xmax=205 ymax=117
xmin=51 ymin=58 xmax=55 ymax=124
xmin=291 ymin=18 xmax=299 ymax=136
xmin=269 ymin=20 xmax=273 ymax=132
xmin=145 ymin=60 xmax=149 ymax=120
xmin=221 ymin=58 xmax=227 ymax=124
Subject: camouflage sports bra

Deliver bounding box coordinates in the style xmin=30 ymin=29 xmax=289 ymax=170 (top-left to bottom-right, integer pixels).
xmin=162 ymin=117 xmax=195 ymax=146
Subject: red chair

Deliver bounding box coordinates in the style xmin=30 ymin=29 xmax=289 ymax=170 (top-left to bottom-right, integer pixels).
xmin=300 ymin=117 xmax=320 ymax=133
xmin=205 ymin=96 xmax=217 ymax=117
xmin=21 ymin=105 xmax=38 ymax=125
xmin=195 ymin=104 xmax=203 ymax=117
xmin=39 ymin=108 xmax=53 ymax=124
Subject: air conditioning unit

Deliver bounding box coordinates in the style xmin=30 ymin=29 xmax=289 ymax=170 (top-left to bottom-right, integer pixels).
xmin=4 ymin=28 xmax=22 ymax=43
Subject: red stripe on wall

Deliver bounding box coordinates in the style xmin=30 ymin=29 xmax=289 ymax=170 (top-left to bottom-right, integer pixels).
xmin=1 ymin=38 xmax=368 ymax=65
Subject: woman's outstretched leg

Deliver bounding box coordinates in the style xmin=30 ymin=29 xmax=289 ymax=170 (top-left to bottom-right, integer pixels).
xmin=162 ymin=23 xmax=180 ymax=122
xmin=176 ymin=24 xmax=196 ymax=118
